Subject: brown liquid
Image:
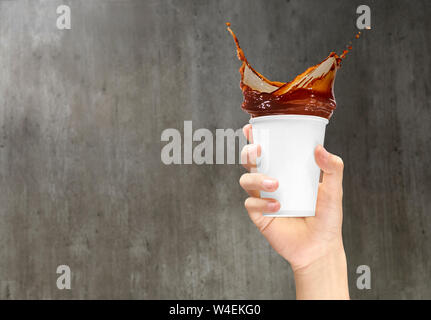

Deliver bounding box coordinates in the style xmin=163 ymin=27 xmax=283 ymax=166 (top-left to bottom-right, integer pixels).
xmin=227 ymin=23 xmax=361 ymax=119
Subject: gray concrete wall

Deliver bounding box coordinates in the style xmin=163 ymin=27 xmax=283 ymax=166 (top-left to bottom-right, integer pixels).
xmin=0 ymin=0 xmax=429 ymax=299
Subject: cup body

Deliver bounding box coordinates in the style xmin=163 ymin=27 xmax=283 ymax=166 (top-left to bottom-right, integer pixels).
xmin=249 ymin=115 xmax=328 ymax=217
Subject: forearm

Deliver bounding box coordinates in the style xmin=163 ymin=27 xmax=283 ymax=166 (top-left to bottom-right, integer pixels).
xmin=293 ymin=243 xmax=349 ymax=300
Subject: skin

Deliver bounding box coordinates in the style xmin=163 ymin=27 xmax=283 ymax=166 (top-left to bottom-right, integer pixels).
xmin=239 ymin=124 xmax=349 ymax=300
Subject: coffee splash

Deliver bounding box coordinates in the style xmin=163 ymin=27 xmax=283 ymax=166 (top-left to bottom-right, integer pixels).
xmin=227 ymin=23 xmax=360 ymax=119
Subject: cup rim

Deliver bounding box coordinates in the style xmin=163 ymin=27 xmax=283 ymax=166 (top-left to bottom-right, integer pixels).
xmin=249 ymin=114 xmax=329 ymax=124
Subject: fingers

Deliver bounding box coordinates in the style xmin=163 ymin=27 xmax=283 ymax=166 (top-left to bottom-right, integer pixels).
xmin=241 ymin=124 xmax=258 ymax=171
xmin=240 ymin=144 xmax=261 ymax=171
xmin=244 ymin=197 xmax=280 ymax=229
xmin=243 ymin=124 xmax=253 ymax=143
xmin=314 ymin=145 xmax=344 ymax=193
xmin=244 ymin=197 xmax=280 ymax=214
xmin=239 ymin=173 xmax=278 ymax=192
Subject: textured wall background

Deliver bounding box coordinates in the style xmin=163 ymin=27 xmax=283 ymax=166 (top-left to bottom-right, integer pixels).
xmin=0 ymin=0 xmax=429 ymax=299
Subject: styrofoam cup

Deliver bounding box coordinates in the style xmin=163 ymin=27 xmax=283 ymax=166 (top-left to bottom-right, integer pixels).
xmin=249 ymin=115 xmax=329 ymax=217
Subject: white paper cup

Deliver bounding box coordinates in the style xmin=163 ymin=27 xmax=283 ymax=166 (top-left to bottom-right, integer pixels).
xmin=249 ymin=115 xmax=328 ymax=217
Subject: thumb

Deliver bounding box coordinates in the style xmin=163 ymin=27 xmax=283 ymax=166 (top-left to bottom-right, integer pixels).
xmin=314 ymin=145 xmax=344 ymax=193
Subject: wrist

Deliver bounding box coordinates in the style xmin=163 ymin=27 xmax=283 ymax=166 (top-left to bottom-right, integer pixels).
xmin=293 ymin=241 xmax=349 ymax=300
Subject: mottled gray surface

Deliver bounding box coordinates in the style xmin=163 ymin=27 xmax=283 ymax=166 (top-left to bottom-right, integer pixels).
xmin=0 ymin=0 xmax=429 ymax=299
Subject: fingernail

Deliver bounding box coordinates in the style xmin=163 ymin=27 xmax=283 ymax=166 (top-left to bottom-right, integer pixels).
xmin=249 ymin=144 xmax=258 ymax=155
xmin=262 ymin=179 xmax=277 ymax=190
xmin=267 ymin=202 xmax=279 ymax=211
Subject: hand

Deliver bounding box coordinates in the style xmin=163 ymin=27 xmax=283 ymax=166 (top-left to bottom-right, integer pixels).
xmin=239 ymin=124 xmax=349 ymax=299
